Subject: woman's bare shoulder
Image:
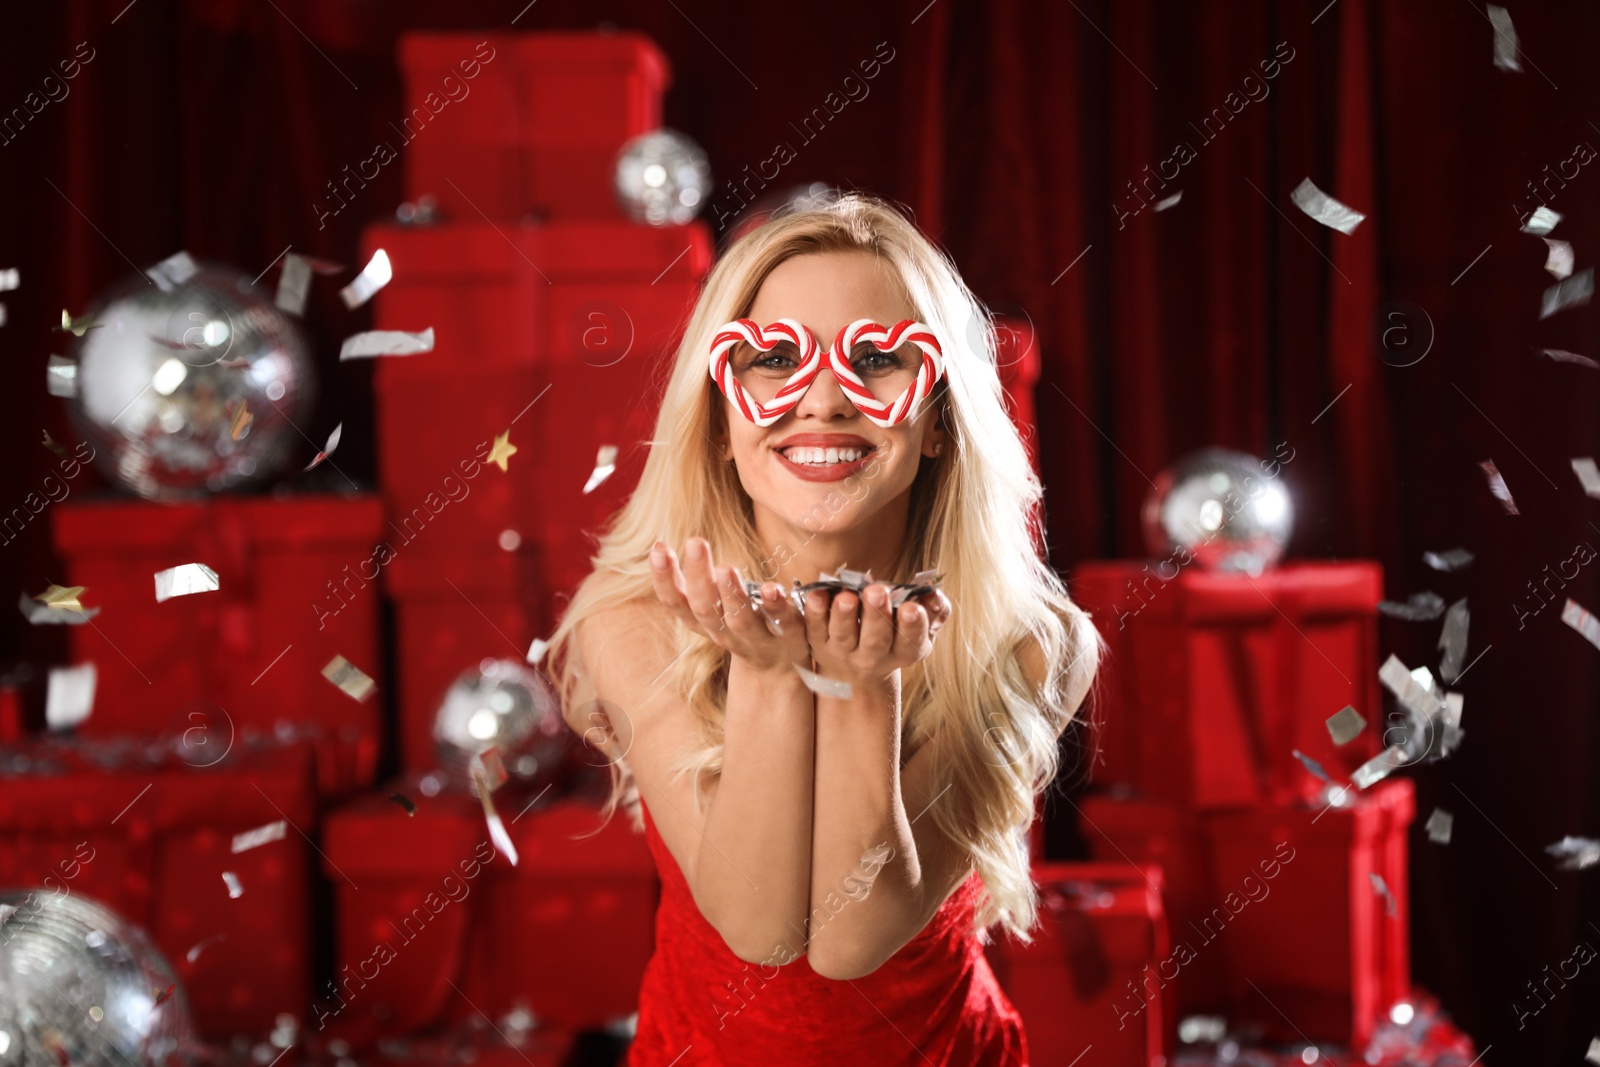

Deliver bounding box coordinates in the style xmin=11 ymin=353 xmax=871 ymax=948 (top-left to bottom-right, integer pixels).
xmin=571 ymin=598 xmax=682 ymax=706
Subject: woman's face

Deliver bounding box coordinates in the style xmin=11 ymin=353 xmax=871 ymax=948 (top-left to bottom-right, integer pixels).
xmin=715 ymin=250 xmax=945 ymax=549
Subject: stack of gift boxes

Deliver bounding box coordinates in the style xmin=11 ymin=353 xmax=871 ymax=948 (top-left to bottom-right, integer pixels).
xmin=986 ymin=558 xmax=1434 ymax=1066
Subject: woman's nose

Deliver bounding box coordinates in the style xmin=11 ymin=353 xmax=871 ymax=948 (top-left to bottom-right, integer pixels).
xmin=795 ymin=366 xmax=857 ymax=416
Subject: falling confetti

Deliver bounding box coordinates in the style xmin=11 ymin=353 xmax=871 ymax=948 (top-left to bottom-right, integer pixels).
xmin=1538 ymin=348 xmax=1599 ymax=369
xmin=1539 ymin=267 xmax=1593 ymax=320
xmin=1350 ymin=745 xmax=1407 ymax=790
xmin=1423 ymin=548 xmax=1474 ymax=572
xmin=339 ymin=327 xmax=434 ymax=360
xmin=1562 ymin=597 xmax=1600 ymax=652
xmin=1545 ymin=835 xmax=1600 ymax=871
xmin=486 ymin=430 xmax=518 ymax=472
xmin=1437 ymin=598 xmax=1470 ymax=683
xmin=526 ymin=638 xmax=549 ymax=665
xmin=33 ymin=584 xmax=88 ymax=612
xmin=153 ymin=983 xmax=177 ymax=1007
xmin=45 ymin=663 xmax=96 ymax=730
xmin=1368 ymin=871 xmax=1398 ymax=918
xmin=472 ymin=766 xmax=519 ymax=866
xmin=1425 ymin=807 xmax=1453 ymax=845
xmin=19 ymin=592 xmax=100 ymax=625
xmin=1520 ymin=205 xmax=1561 ymax=235
xmin=322 ymin=655 xmax=377 ymax=702
xmin=1290 ymin=177 xmax=1366 ymax=234
xmin=388 ymin=792 xmax=417 ymax=816
xmin=1486 ymin=5 xmax=1523 ymax=72
xmin=276 ymin=254 xmax=313 ymax=316
xmin=1153 ymin=191 xmax=1182 ymax=212
xmin=58 ymin=309 xmax=101 ymax=336
xmin=146 ymin=251 xmax=199 ymax=292
xmin=1478 ymin=459 xmax=1519 ymax=515
xmin=1542 ymin=238 xmax=1574 ymax=279
xmin=185 ymin=934 xmax=226 ymax=964
xmin=221 ymin=871 xmax=243 ymax=898
xmin=303 ymin=423 xmax=343 ymax=472
xmin=795 ymin=663 xmax=853 ymax=699
xmin=583 ymin=444 xmax=619 ymax=494
xmin=339 ymin=249 xmax=393 ymax=309
xmin=0 ymin=268 xmax=19 ymax=290
xmin=1573 ymin=457 xmax=1600 ymax=498
xmin=231 ymin=819 xmax=287 ymax=854
xmin=228 ymin=399 xmax=253 ymax=441
xmin=1378 ymin=591 xmax=1446 ymax=621
xmin=1325 ymin=706 xmax=1367 ymax=746
xmin=154 ymin=563 xmax=220 ymax=603
xmin=41 ymin=430 xmax=70 ymax=459
xmin=1292 ymin=748 xmax=1331 ymax=783
xmin=45 ymin=355 xmax=77 ymax=397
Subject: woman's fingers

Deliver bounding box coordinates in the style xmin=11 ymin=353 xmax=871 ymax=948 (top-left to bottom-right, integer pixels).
xmin=804 ymin=588 xmax=832 ymax=650
xmin=649 ymin=542 xmax=699 ymax=628
xmin=896 ymin=598 xmax=931 ymax=658
xmin=828 ymin=590 xmax=861 ymax=652
xmin=857 ymin=584 xmax=895 ymax=655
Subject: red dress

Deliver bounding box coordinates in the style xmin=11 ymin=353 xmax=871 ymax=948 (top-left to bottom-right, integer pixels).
xmin=628 ymin=799 xmax=1029 ymax=1066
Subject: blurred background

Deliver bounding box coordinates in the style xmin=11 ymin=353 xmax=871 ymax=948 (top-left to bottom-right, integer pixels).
xmin=0 ymin=2 xmax=1597 ymax=1066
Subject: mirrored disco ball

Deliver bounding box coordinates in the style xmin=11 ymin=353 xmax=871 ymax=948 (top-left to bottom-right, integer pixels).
xmin=1141 ymin=447 xmax=1293 ymax=576
xmin=0 ymin=889 xmax=192 ymax=1067
xmin=66 ymin=263 xmax=316 ymax=499
xmin=615 ymin=129 xmax=712 ymax=226
xmin=433 ymin=659 xmax=572 ymax=793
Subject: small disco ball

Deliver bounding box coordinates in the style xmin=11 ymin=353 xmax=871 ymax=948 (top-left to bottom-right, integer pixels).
xmin=432 ymin=659 xmax=573 ymax=793
xmin=615 ymin=129 xmax=712 ymax=226
xmin=62 ymin=260 xmax=316 ymax=499
xmin=1141 ymin=447 xmax=1293 ymax=576
xmin=0 ymin=889 xmax=192 ymax=1067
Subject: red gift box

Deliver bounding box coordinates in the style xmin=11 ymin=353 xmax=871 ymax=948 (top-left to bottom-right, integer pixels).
xmin=987 ymin=862 xmax=1172 ymax=1067
xmin=50 ymin=493 xmax=385 ymax=797
xmin=1070 ymin=560 xmax=1385 ymax=809
xmin=322 ymin=784 xmax=656 ymax=1043
xmin=1202 ymin=777 xmax=1413 ymax=1048
xmin=0 ymin=740 xmax=316 ymax=1040
xmin=398 ymin=32 xmax=669 ymax=220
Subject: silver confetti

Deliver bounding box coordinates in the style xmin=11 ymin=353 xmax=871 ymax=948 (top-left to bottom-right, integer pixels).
xmin=339 ymin=327 xmax=434 ymax=361
xmin=1520 ymin=205 xmax=1561 ymax=235
xmin=1368 ymin=872 xmax=1397 ymax=918
xmin=1542 ymin=238 xmax=1574 ymax=279
xmin=1486 ymin=5 xmax=1523 ymax=72
xmin=231 ymin=819 xmax=286 ymax=854
xmin=1478 ymin=459 xmax=1519 ymax=515
xmin=582 ymin=444 xmax=620 ymax=495
xmin=303 ymin=423 xmax=343 ymax=472
xmin=1325 ymin=705 xmax=1367 ymax=746
xmin=1539 ymin=267 xmax=1593 ymax=319
xmin=1380 ymin=655 xmax=1448 ymax=722
xmin=472 ymin=766 xmax=519 ymax=867
xmin=45 ymin=663 xmax=96 ymax=730
xmin=1290 ymin=177 xmax=1366 ymax=235
xmin=154 ymin=563 xmax=220 ymax=603
xmin=0 ymin=268 xmax=18 ymax=290
xmin=1154 ymin=191 xmax=1182 ymax=212
xmin=1538 ymin=348 xmax=1599 ymax=369
xmin=1378 ymin=590 xmax=1446 ymax=622
xmin=1561 ymin=597 xmax=1600 ymax=653
xmin=1573 ymin=457 xmax=1600 ymax=499
xmin=1437 ymin=598 xmax=1469 ymax=683
xmin=18 ymin=592 xmax=100 ymax=625
xmin=338 ymin=249 xmax=393 ymax=310
xmin=275 ymin=254 xmax=314 ymax=317
xmin=1423 ymin=548 xmax=1474 ymax=572
xmin=222 ymin=871 xmax=243 ymax=899
xmin=146 ymin=251 xmax=199 ymax=292
xmin=1425 ymin=807 xmax=1453 ymax=845
xmin=46 ymin=354 xmax=77 ymax=397
xmin=795 ymin=663 xmax=853 ymax=699
xmin=1292 ymin=747 xmax=1331 ymax=783
xmin=526 ymin=637 xmax=549 ymax=665
xmin=1351 ymin=745 xmax=1408 ymax=789
xmin=322 ymin=654 xmax=377 ymax=702
xmin=1586 ymin=1037 xmax=1600 ymax=1066
xmin=1545 ymin=835 xmax=1600 ymax=871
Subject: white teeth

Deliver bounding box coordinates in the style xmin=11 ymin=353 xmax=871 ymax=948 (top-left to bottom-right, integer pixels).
xmin=780 ymin=445 xmax=870 ymax=466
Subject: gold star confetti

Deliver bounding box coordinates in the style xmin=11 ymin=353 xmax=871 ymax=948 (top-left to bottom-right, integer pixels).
xmin=229 ymin=399 xmax=252 ymax=441
xmin=34 ymin=585 xmax=86 ymax=612
xmin=58 ymin=309 xmax=101 ymax=336
xmin=487 ymin=429 xmax=518 ymax=472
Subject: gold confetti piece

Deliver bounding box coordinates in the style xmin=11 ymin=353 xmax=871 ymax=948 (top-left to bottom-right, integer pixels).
xmin=795 ymin=663 xmax=853 ymax=699
xmin=1325 ymin=705 xmax=1366 ymax=746
xmin=582 ymin=444 xmax=619 ymax=494
xmin=153 ymin=983 xmax=176 ymax=1007
xmin=526 ymin=637 xmax=549 ymax=665
xmin=45 ymin=663 xmax=96 ymax=730
xmin=1290 ymin=176 xmax=1366 ymax=234
xmin=1486 ymin=4 xmax=1523 ymax=72
xmin=472 ymin=766 xmax=519 ymax=866
xmin=1543 ymin=238 xmax=1574 ymax=279
xmin=302 ymin=423 xmax=343 ymax=472
xmin=1521 ymin=205 xmax=1562 ymax=235
xmin=1437 ymin=598 xmax=1470 ymax=683
xmin=338 ymin=327 xmax=434 ymax=360
xmin=1539 ymin=268 xmax=1593 ymax=319
xmin=487 ymin=429 xmax=518 ymax=472
xmin=153 ymin=563 xmax=220 ymax=603
xmin=221 ymin=871 xmax=243 ymax=898
xmin=58 ymin=309 xmax=102 ymax=336
xmin=1425 ymin=807 xmax=1453 ymax=845
xmin=231 ymin=819 xmax=287 ymax=854
xmin=1573 ymin=457 xmax=1600 ymax=498
xmin=322 ymin=654 xmax=376 ymax=702
xmin=228 ymin=399 xmax=253 ymax=441
xmin=1478 ymin=459 xmax=1519 ymax=514
xmin=1350 ymin=745 xmax=1407 ymax=789
xmin=1562 ymin=597 xmax=1600 ymax=652
xmin=19 ymin=592 xmax=100 ymax=625
xmin=388 ymin=792 xmax=417 ymax=816
xmin=339 ymin=248 xmax=393 ymax=309
xmin=46 ymin=355 xmax=77 ymax=397
xmin=41 ymin=430 xmax=70 ymax=458
xmin=34 ymin=584 xmax=87 ymax=612
xmin=1423 ymin=547 xmax=1474 ymax=572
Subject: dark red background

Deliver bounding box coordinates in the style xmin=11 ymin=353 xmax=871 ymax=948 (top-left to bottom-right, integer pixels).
xmin=2 ymin=1 xmax=1597 ymax=1062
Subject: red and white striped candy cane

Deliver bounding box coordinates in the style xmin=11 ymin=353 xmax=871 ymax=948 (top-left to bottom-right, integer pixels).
xmin=708 ymin=318 xmax=823 ymax=427
xmin=827 ymin=319 xmax=944 ymax=428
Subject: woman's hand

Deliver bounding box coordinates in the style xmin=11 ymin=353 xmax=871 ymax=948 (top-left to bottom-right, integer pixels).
xmin=805 ymin=583 xmax=953 ymax=687
xmin=649 ymin=537 xmax=811 ymax=673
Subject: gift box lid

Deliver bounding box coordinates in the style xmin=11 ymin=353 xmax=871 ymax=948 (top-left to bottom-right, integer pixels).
xmin=995 ymin=860 xmax=1167 ymax=965
xmin=1073 ymin=559 xmax=1383 ymax=624
xmin=322 ymin=784 xmax=485 ymax=880
xmin=1204 ymin=777 xmax=1415 ymax=847
xmin=52 ymin=493 xmax=385 ymax=556
xmin=361 ymin=219 xmax=713 ymax=286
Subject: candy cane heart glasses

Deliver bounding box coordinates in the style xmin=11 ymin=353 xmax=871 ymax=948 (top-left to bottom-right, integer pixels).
xmin=708 ymin=318 xmax=945 ymax=428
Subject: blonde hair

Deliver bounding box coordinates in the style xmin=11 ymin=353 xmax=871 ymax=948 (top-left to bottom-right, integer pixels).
xmin=544 ymin=192 xmax=1102 ymax=940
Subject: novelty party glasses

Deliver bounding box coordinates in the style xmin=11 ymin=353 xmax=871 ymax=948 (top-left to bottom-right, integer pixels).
xmin=708 ymin=318 xmax=945 ymax=428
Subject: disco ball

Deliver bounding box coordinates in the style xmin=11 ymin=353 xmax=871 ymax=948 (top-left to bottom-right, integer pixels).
xmin=615 ymin=129 xmax=712 ymax=226
xmin=62 ymin=261 xmax=316 ymax=499
xmin=0 ymin=890 xmax=192 ymax=1067
xmin=1141 ymin=447 xmax=1293 ymax=576
xmin=433 ymin=659 xmax=573 ymax=793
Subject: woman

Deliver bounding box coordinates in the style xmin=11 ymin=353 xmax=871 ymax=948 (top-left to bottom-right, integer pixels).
xmin=544 ymin=192 xmax=1101 ymax=1066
